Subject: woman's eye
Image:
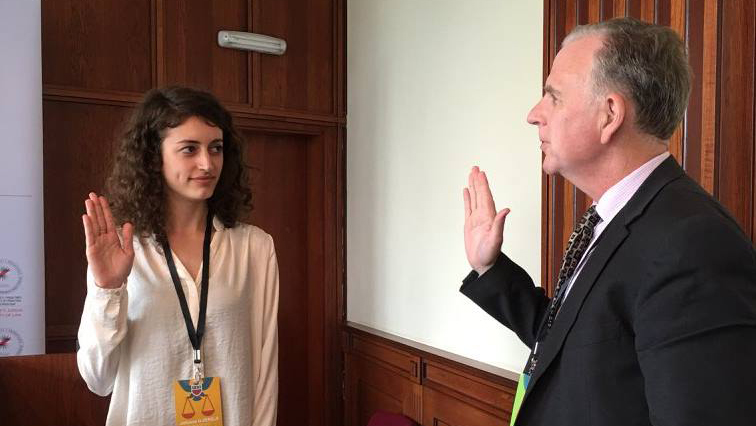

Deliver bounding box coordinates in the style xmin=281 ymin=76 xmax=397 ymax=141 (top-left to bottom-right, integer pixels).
xmin=180 ymin=146 xmax=196 ymax=154
xmin=211 ymin=145 xmax=224 ymax=153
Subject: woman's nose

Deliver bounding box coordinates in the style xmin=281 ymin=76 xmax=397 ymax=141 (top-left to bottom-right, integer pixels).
xmin=197 ymin=150 xmax=213 ymax=171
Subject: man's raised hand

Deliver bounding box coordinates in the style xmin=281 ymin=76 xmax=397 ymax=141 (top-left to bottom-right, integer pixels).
xmin=463 ymin=167 xmax=510 ymax=275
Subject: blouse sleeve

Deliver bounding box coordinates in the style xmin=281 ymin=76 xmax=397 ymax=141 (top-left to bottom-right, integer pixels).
xmin=76 ymin=266 xmax=129 ymax=396
xmin=252 ymin=235 xmax=280 ymax=426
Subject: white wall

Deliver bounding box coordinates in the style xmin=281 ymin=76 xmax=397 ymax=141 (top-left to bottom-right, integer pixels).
xmin=347 ymin=0 xmax=544 ymax=373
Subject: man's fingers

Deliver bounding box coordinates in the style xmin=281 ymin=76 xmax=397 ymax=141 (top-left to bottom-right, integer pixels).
xmin=468 ymin=167 xmax=478 ymax=210
xmin=463 ymin=188 xmax=472 ymax=218
xmin=478 ymin=171 xmax=497 ymax=213
xmin=82 ymin=215 xmax=95 ymax=247
xmin=493 ymin=208 xmax=511 ymax=233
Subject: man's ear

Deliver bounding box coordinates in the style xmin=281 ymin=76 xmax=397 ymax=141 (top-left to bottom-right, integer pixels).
xmin=599 ymin=93 xmax=626 ymax=145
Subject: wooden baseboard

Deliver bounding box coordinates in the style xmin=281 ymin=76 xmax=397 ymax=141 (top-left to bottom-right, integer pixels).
xmin=343 ymin=323 xmax=517 ymax=426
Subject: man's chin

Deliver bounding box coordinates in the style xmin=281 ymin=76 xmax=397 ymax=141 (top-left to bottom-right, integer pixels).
xmin=541 ymin=159 xmax=558 ymax=175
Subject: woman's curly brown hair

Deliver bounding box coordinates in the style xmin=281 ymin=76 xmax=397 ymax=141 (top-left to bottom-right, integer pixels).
xmin=106 ymin=86 xmax=252 ymax=244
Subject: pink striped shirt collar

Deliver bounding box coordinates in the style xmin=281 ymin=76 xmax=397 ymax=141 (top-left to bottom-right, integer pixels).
xmin=594 ymin=152 xmax=671 ymax=226
xmin=562 ymin=152 xmax=671 ymax=299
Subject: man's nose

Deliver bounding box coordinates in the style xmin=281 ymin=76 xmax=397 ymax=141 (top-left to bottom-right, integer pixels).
xmin=526 ymin=101 xmax=543 ymax=126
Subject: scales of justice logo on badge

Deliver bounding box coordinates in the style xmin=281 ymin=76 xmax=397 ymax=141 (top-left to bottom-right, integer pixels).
xmin=174 ymin=375 xmax=223 ymax=425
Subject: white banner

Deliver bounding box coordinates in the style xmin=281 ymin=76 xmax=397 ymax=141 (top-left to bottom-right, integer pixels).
xmin=0 ymin=0 xmax=45 ymax=356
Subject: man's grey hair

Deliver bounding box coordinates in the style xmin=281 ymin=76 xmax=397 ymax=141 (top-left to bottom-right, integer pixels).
xmin=564 ymin=17 xmax=692 ymax=141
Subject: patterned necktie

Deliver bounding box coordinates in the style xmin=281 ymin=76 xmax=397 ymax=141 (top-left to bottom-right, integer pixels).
xmin=545 ymin=205 xmax=602 ymax=330
xmin=525 ymin=206 xmax=602 ymax=379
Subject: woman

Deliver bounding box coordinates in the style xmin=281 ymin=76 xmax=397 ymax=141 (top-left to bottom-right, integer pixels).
xmin=77 ymin=86 xmax=279 ymax=426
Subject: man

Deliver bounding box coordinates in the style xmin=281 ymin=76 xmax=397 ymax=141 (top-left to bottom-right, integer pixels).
xmin=462 ymin=18 xmax=756 ymax=426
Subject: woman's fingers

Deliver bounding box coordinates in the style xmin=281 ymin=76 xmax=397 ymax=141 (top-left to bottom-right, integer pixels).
xmin=90 ymin=192 xmax=107 ymax=236
xmin=82 ymin=214 xmax=95 ymax=247
xmin=100 ymin=195 xmax=116 ymax=235
xmin=84 ymin=198 xmax=101 ymax=236
xmin=122 ymin=222 xmax=134 ymax=256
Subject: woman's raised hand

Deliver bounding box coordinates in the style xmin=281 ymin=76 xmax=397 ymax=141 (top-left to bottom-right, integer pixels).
xmin=463 ymin=167 xmax=510 ymax=275
xmin=82 ymin=192 xmax=135 ymax=289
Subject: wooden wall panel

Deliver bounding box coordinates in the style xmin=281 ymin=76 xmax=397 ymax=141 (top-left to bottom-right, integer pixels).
xmin=717 ymin=0 xmax=755 ymax=238
xmin=345 ymin=348 xmax=422 ymax=426
xmin=422 ymin=387 xmax=506 ymax=426
xmin=350 ymin=334 xmax=422 ymax=382
xmin=344 ymin=325 xmax=517 ymax=426
xmin=423 ymin=361 xmax=514 ymax=417
xmin=305 ymin=128 xmax=327 ymax=426
xmin=234 ymin=124 xmax=342 ymax=426
xmin=41 ymin=0 xmax=152 ymax=93
xmin=613 ymin=0 xmax=627 ymax=17
xmin=542 ymin=0 xmax=756 ymax=293
xmin=161 ymin=0 xmax=250 ymax=104
xmin=43 ymin=101 xmax=130 ymax=353
xmin=325 ymin=123 xmax=347 ymax=426
xmin=244 ymin=131 xmax=312 ymax=426
xmin=684 ymin=1 xmax=705 ymax=182
xmin=666 ymin=1 xmax=687 ymax=164
xmin=698 ymin=0 xmax=719 ymax=194
xmin=588 ymin=0 xmax=601 ymax=24
xmin=257 ymin=0 xmax=335 ymax=115
xmin=655 ymin=0 xmax=670 ymax=24
xmin=0 ymin=353 xmax=110 ymax=426
xmin=349 ymin=357 xmax=420 ymax=426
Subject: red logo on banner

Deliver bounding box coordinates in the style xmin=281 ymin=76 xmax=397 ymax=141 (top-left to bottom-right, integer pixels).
xmin=0 ymin=260 xmax=22 ymax=293
xmin=0 ymin=328 xmax=23 ymax=356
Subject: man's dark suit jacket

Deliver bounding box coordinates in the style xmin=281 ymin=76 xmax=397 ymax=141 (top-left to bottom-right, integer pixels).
xmin=461 ymin=157 xmax=756 ymax=426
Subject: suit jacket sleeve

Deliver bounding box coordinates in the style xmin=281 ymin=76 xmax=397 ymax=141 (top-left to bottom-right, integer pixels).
xmin=634 ymin=214 xmax=756 ymax=425
xmin=460 ymin=253 xmax=550 ymax=348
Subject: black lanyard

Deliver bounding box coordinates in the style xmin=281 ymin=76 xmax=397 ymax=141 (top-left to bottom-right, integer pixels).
xmin=161 ymin=210 xmax=213 ymax=368
xmin=526 ymin=231 xmax=606 ymax=377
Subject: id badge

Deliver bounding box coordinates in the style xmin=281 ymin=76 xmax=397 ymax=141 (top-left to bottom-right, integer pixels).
xmin=509 ymin=372 xmax=530 ymax=426
xmin=174 ymin=377 xmax=224 ymax=426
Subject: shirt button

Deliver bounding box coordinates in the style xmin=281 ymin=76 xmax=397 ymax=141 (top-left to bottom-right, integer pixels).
xmin=115 ymin=291 xmax=121 ymax=297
